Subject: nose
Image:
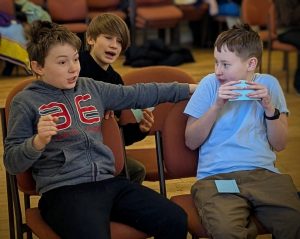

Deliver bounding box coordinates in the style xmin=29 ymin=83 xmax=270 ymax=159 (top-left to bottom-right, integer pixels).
xmin=110 ymin=37 xmax=118 ymax=48
xmin=215 ymin=64 xmax=222 ymax=76
xmin=69 ymin=61 xmax=79 ymax=73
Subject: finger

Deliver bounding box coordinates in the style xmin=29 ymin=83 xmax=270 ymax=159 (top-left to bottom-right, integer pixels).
xmin=222 ymin=80 xmax=242 ymax=86
xmin=39 ymin=125 xmax=57 ymax=134
xmin=142 ymin=110 xmax=154 ymax=120
xmin=218 ymin=89 xmax=240 ymax=99
xmin=139 ymin=123 xmax=151 ymax=133
xmin=142 ymin=112 xmax=154 ymax=125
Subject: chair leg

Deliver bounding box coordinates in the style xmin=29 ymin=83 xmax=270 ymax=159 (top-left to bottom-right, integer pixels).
xmin=192 ymin=234 xmax=199 ymax=239
xmin=259 ymin=62 xmax=262 ymax=73
xmin=267 ymin=49 xmax=272 ymax=74
xmin=128 ymin=0 xmax=137 ymax=46
xmin=283 ymin=51 xmax=288 ymax=71
xmin=155 ymin=131 xmax=167 ymax=196
xmin=170 ymin=25 xmax=180 ymax=46
xmin=6 ymin=172 xmax=16 ymax=239
xmin=143 ymin=29 xmax=148 ymax=44
xmin=158 ymin=29 xmax=166 ymax=43
xmin=284 ymin=52 xmax=290 ymax=93
xmin=1 ymin=109 xmax=16 ymax=239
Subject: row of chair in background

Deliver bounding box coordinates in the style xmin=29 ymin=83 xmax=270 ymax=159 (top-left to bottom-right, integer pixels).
xmin=0 ymin=0 xmax=209 ymax=46
xmin=241 ymin=0 xmax=297 ymax=93
xmin=1 ymin=66 xmax=275 ymax=239
xmin=2 ymin=0 xmax=296 ymax=93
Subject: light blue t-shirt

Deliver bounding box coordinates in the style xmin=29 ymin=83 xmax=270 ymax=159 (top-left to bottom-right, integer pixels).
xmin=184 ymin=73 xmax=289 ymax=179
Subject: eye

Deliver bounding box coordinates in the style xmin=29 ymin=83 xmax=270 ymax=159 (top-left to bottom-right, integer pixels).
xmin=105 ymin=35 xmax=112 ymax=40
xmin=58 ymin=60 xmax=66 ymax=65
xmin=223 ymin=63 xmax=230 ymax=68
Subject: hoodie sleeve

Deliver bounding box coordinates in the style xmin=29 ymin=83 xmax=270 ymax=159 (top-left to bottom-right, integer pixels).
xmin=4 ymin=96 xmax=42 ymax=175
xmin=97 ymin=81 xmax=190 ymax=111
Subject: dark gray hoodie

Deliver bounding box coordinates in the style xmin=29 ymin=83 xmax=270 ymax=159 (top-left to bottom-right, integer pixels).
xmin=4 ymin=77 xmax=190 ymax=194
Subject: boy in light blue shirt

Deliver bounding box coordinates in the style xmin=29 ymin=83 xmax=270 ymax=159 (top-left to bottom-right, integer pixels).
xmin=184 ymin=24 xmax=300 ymax=238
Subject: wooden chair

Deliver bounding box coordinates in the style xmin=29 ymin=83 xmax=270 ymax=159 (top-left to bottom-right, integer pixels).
xmin=155 ymin=100 xmax=271 ymax=238
xmin=241 ymin=0 xmax=297 ymax=92
xmin=174 ymin=1 xmax=209 ymax=46
xmin=266 ymin=2 xmax=297 ymax=93
xmin=175 ymin=2 xmax=208 ymax=22
xmin=47 ymin=0 xmax=88 ymax=36
xmin=30 ymin=0 xmax=46 ymax=8
xmin=0 ymin=0 xmax=15 ymax=16
xmin=1 ymin=79 xmax=149 ymax=239
xmin=119 ymin=66 xmax=196 ymax=194
xmin=128 ymin=0 xmax=183 ymax=46
xmin=86 ymin=0 xmax=127 ymax=21
xmin=241 ymin=0 xmax=273 ymax=73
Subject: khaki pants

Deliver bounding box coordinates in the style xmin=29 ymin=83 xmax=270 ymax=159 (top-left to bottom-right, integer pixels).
xmin=191 ymin=169 xmax=300 ymax=239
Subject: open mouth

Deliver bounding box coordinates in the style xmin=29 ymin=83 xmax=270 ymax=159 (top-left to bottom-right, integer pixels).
xmin=105 ymin=51 xmax=116 ymax=58
xmin=67 ymin=76 xmax=77 ymax=84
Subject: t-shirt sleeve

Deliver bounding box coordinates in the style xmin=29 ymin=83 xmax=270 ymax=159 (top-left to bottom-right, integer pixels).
xmin=184 ymin=74 xmax=217 ymax=118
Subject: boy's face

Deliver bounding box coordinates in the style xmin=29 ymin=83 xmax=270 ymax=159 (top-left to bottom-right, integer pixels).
xmin=88 ymin=34 xmax=122 ymax=70
xmin=32 ymin=43 xmax=80 ymax=89
xmin=214 ymin=46 xmax=252 ymax=84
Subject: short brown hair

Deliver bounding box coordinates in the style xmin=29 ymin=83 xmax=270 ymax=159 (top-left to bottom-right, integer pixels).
xmin=86 ymin=13 xmax=130 ymax=52
xmin=214 ymin=24 xmax=263 ymax=66
xmin=26 ymin=21 xmax=81 ymax=67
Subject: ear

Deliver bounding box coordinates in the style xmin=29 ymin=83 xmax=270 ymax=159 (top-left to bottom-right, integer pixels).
xmin=30 ymin=61 xmax=44 ymax=76
xmin=86 ymin=36 xmax=95 ymax=46
xmin=247 ymin=57 xmax=258 ymax=71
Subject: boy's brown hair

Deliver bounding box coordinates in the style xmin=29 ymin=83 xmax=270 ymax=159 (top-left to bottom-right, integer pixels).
xmin=215 ymin=24 xmax=263 ymax=66
xmin=26 ymin=21 xmax=81 ymax=67
xmin=86 ymin=13 xmax=130 ymax=52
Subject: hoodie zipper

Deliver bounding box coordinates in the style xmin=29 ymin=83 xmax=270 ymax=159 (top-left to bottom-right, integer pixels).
xmin=62 ymin=91 xmax=98 ymax=181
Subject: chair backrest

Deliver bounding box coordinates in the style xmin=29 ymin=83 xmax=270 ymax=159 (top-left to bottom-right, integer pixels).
xmin=87 ymin=0 xmax=121 ymax=10
xmin=119 ymin=66 xmax=196 ymax=134
xmin=241 ymin=0 xmax=272 ymax=27
xmin=30 ymin=0 xmax=46 ymax=7
xmin=86 ymin=0 xmax=126 ymax=21
xmin=4 ymin=79 xmax=125 ymax=196
xmin=0 ymin=0 xmax=15 ymax=16
xmin=161 ymin=100 xmax=198 ymax=178
xmin=154 ymin=100 xmax=197 ymax=196
xmin=128 ymin=0 xmax=183 ymax=44
xmin=136 ymin=0 xmax=173 ymax=7
xmin=175 ymin=2 xmax=208 ymax=22
xmin=268 ymin=2 xmax=277 ymax=36
xmin=119 ymin=66 xmax=195 ymax=183
xmin=47 ymin=0 xmax=88 ymax=22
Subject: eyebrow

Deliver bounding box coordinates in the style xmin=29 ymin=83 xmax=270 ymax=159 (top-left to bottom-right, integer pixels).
xmin=56 ymin=51 xmax=79 ymax=59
